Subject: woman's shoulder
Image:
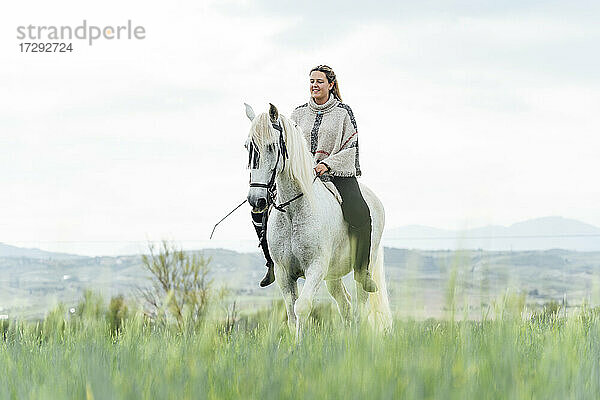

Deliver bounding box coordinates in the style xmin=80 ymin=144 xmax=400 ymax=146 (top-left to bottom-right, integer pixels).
xmin=291 ymin=102 xmax=308 ymax=116
xmin=335 ymin=102 xmax=357 ymax=129
xmin=290 ymin=103 xmax=308 ymax=124
xmin=291 ymin=102 xmax=308 ymax=119
xmin=335 ymin=101 xmax=354 ymax=115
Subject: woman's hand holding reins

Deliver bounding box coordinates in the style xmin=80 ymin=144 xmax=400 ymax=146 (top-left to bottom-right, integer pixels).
xmin=314 ymin=163 xmax=329 ymax=176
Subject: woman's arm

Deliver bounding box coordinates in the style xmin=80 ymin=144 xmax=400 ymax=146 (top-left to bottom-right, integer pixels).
xmin=320 ymin=110 xmax=361 ymax=176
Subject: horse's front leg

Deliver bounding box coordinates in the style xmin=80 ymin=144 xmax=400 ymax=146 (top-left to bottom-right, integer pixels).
xmin=275 ymin=265 xmax=298 ymax=333
xmin=295 ymin=261 xmax=325 ymax=341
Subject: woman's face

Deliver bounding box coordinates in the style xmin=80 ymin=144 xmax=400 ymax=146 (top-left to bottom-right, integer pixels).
xmin=309 ymin=70 xmax=333 ymax=104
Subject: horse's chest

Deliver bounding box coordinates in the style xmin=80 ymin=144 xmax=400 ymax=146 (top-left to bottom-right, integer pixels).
xmin=267 ymin=213 xmax=293 ymax=260
xmin=267 ymin=215 xmax=316 ymax=264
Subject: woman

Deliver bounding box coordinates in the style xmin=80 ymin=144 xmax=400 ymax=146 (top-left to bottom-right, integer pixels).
xmin=254 ymin=65 xmax=377 ymax=292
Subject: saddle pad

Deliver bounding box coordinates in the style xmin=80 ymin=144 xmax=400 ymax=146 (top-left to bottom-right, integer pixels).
xmin=322 ymin=181 xmax=342 ymax=205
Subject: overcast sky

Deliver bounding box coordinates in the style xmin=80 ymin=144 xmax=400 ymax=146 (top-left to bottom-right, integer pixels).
xmin=1 ymin=0 xmax=599 ymax=255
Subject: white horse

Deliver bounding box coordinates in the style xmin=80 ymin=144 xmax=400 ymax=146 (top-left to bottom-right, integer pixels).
xmin=245 ymin=103 xmax=392 ymax=339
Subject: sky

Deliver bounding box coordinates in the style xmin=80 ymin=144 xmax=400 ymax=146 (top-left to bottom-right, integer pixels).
xmin=1 ymin=0 xmax=599 ymax=256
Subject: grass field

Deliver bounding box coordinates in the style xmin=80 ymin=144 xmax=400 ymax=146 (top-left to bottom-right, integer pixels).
xmin=2 ymin=298 xmax=600 ymax=400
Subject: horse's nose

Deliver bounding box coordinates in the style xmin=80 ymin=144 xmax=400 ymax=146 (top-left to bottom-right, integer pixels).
xmin=248 ymin=192 xmax=268 ymax=210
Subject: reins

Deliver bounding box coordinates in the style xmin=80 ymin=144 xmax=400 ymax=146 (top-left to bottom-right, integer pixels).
xmin=273 ymin=174 xmax=321 ymax=212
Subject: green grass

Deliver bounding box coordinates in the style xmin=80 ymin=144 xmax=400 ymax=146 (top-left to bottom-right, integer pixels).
xmin=2 ymin=301 xmax=600 ymax=399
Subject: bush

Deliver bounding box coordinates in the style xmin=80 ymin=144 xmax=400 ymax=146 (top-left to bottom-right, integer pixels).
xmin=41 ymin=303 xmax=67 ymax=340
xmin=140 ymin=241 xmax=213 ymax=328
xmin=1 ymin=319 xmax=9 ymax=341
xmin=75 ymin=289 xmax=106 ymax=320
xmin=530 ymin=300 xmax=563 ymax=324
xmin=107 ymin=295 xmax=129 ymax=334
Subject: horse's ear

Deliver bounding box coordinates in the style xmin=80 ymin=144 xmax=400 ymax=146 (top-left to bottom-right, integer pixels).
xmin=244 ymin=103 xmax=255 ymax=121
xmin=268 ymin=103 xmax=279 ymax=123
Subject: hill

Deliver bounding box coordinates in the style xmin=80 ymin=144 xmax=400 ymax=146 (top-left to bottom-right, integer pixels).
xmin=385 ymin=216 xmax=600 ymax=251
xmin=0 ymin=242 xmax=86 ymax=260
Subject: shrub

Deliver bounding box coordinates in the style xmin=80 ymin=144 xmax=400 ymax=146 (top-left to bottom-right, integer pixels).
xmin=1 ymin=319 xmax=9 ymax=341
xmin=41 ymin=303 xmax=67 ymax=340
xmin=107 ymin=295 xmax=129 ymax=334
xmin=75 ymin=289 xmax=106 ymax=320
xmin=140 ymin=241 xmax=213 ymax=328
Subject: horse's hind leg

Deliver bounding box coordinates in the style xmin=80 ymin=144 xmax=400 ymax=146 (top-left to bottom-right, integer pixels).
xmin=355 ymin=281 xmax=370 ymax=323
xmin=275 ymin=268 xmax=298 ymax=333
xmin=326 ymin=279 xmax=352 ymax=325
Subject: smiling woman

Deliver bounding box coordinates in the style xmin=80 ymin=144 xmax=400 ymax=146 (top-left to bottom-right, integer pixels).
xmin=291 ymin=64 xmax=376 ymax=292
xmin=310 ymin=69 xmax=340 ymax=104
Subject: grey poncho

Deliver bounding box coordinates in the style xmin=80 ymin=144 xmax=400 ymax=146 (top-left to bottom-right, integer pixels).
xmin=290 ymin=95 xmax=361 ymax=177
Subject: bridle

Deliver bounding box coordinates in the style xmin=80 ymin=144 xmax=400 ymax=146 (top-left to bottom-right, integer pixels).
xmin=209 ymin=117 xmax=315 ymax=240
xmin=248 ymin=120 xmax=304 ymax=212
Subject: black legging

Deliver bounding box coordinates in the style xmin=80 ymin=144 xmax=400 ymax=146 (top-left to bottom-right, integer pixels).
xmin=330 ymin=176 xmax=372 ymax=275
xmin=329 ymin=176 xmax=372 ymax=230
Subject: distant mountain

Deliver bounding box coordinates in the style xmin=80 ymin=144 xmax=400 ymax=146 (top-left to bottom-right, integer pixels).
xmin=2 ymin=216 xmax=599 ymax=259
xmin=0 ymin=243 xmax=86 ymax=260
xmin=384 ymin=216 xmax=600 ymax=251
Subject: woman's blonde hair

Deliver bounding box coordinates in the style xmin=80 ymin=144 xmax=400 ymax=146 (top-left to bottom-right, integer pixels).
xmin=310 ymin=65 xmax=342 ymax=102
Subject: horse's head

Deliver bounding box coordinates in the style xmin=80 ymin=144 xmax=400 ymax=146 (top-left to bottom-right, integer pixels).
xmin=244 ymin=103 xmax=288 ymax=212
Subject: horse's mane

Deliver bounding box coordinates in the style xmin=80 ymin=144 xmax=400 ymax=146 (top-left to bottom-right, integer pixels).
xmin=249 ymin=112 xmax=316 ymax=205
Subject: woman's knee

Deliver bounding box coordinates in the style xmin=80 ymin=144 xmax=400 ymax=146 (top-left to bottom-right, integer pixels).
xmin=342 ymin=201 xmax=371 ymax=229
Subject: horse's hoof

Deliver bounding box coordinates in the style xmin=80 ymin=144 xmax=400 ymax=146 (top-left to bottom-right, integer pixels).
xmin=360 ymin=276 xmax=378 ymax=293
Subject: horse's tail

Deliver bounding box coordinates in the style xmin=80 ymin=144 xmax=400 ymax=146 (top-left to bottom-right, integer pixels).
xmin=368 ymin=245 xmax=393 ymax=332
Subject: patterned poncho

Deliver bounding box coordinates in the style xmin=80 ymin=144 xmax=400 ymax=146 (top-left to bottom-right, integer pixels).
xmin=290 ymin=95 xmax=361 ymax=177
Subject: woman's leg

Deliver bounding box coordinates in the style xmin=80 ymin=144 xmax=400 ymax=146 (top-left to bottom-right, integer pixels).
xmin=330 ymin=176 xmax=377 ymax=292
xmin=251 ymin=210 xmax=275 ymax=287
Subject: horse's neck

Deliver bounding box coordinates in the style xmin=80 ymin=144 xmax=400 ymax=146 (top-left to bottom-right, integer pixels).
xmin=275 ymin=171 xmax=312 ymax=215
xmin=276 ymin=170 xmax=302 ymax=202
